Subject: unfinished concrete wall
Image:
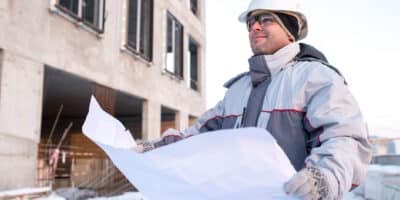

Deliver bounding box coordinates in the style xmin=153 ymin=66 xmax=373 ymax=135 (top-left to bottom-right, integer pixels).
xmin=0 ymin=0 xmax=206 ymax=190
xmin=0 ymin=49 xmax=2 ymax=97
xmin=0 ymin=0 xmax=206 ymax=115
xmin=0 ymin=51 xmax=44 ymax=190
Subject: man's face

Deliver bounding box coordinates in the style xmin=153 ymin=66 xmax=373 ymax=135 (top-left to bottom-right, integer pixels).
xmin=248 ymin=13 xmax=292 ymax=55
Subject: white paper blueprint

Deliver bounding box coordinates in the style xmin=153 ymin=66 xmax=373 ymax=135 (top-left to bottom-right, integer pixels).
xmin=82 ymin=96 xmax=297 ymax=200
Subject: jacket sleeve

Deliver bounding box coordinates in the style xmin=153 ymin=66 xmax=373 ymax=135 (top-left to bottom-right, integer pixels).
xmin=302 ymin=64 xmax=372 ymax=198
xmin=153 ymin=99 xmax=226 ymax=148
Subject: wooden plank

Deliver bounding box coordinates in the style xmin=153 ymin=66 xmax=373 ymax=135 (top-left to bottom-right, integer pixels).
xmin=161 ymin=120 xmax=176 ymax=133
xmin=92 ymin=83 xmax=116 ymax=115
xmin=0 ymin=187 xmax=51 ymax=199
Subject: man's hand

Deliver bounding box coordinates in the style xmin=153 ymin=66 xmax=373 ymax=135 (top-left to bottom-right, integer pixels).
xmin=132 ymin=141 xmax=155 ymax=153
xmin=283 ymin=166 xmax=339 ymax=200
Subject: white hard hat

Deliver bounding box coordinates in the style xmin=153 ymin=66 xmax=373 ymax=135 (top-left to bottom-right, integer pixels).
xmin=239 ymin=0 xmax=308 ymax=40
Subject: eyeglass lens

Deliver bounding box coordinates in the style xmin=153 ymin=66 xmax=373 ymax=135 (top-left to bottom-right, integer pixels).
xmin=247 ymin=14 xmax=276 ymax=31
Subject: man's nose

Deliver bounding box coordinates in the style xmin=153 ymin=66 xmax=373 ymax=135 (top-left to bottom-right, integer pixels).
xmin=250 ymin=21 xmax=262 ymax=32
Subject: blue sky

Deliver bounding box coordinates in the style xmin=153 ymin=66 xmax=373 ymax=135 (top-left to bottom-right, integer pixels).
xmin=205 ymin=0 xmax=400 ymax=137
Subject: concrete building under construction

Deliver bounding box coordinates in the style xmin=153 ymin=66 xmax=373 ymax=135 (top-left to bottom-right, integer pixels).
xmin=0 ymin=0 xmax=206 ymax=195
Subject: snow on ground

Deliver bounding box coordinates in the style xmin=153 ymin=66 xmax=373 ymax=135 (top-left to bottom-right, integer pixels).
xmin=38 ymin=191 xmax=363 ymax=200
xmin=89 ymin=192 xmax=145 ymax=200
xmin=34 ymin=192 xmax=66 ymax=200
xmin=34 ymin=192 xmax=145 ymax=200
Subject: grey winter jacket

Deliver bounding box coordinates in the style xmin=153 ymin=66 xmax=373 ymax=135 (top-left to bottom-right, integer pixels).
xmin=154 ymin=42 xmax=372 ymax=197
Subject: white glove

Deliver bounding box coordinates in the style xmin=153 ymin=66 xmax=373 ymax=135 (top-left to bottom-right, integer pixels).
xmin=133 ymin=129 xmax=183 ymax=153
xmin=283 ymin=166 xmax=339 ymax=200
xmin=133 ymin=141 xmax=155 ymax=153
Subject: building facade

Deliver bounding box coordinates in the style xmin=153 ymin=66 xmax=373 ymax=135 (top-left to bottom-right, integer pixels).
xmin=0 ymin=0 xmax=206 ymax=191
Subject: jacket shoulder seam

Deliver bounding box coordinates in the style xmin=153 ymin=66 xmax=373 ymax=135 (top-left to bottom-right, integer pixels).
xmin=223 ymin=72 xmax=249 ymax=88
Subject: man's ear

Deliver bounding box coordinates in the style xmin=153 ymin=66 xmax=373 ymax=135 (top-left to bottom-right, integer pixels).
xmin=288 ymin=34 xmax=294 ymax=42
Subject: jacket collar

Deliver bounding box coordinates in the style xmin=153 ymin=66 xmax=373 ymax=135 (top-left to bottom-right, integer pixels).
xmin=248 ymin=43 xmax=300 ymax=86
xmin=295 ymin=43 xmax=328 ymax=62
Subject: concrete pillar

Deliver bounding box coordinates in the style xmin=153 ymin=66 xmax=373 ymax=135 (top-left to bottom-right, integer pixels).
xmin=175 ymin=110 xmax=189 ymax=131
xmin=0 ymin=50 xmax=44 ymax=190
xmin=142 ymin=100 xmax=161 ymax=140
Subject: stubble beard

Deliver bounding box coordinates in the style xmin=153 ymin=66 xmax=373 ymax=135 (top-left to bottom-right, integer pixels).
xmin=250 ymin=30 xmax=273 ymax=55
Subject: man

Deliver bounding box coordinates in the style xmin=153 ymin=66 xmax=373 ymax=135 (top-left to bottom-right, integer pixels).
xmin=136 ymin=0 xmax=372 ymax=199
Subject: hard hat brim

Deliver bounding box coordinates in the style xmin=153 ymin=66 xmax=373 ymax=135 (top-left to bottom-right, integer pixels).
xmin=238 ymin=11 xmax=250 ymax=22
xmin=239 ymin=9 xmax=300 ymax=22
xmin=238 ymin=9 xmax=308 ymax=41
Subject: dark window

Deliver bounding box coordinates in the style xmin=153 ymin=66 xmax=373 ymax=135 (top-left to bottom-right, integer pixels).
xmin=59 ymin=0 xmax=79 ymax=14
xmin=190 ymin=0 xmax=198 ymax=15
xmin=188 ymin=37 xmax=199 ymax=90
xmin=166 ymin=12 xmax=184 ymax=79
xmin=82 ymin=0 xmax=99 ymax=27
xmin=57 ymin=0 xmax=105 ymax=33
xmin=127 ymin=0 xmax=153 ymax=61
xmin=127 ymin=0 xmax=138 ymax=50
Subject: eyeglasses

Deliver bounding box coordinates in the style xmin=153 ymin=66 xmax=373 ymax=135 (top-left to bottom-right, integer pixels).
xmin=246 ymin=13 xmax=277 ymax=31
